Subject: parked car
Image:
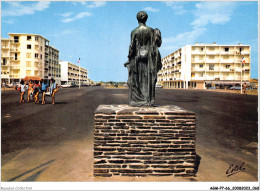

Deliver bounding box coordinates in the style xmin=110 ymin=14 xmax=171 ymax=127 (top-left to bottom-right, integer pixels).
xmin=6 ymin=83 xmax=19 ymax=89
xmin=6 ymin=83 xmax=14 ymax=88
xmin=230 ymin=86 xmax=241 ymax=90
xmin=155 ymin=84 xmax=163 ymax=88
xmin=61 ymin=84 xmax=71 ymax=88
xmin=61 ymin=83 xmax=73 ymax=88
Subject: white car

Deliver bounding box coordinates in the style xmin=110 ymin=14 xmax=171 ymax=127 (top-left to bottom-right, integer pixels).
xmin=61 ymin=84 xmax=71 ymax=88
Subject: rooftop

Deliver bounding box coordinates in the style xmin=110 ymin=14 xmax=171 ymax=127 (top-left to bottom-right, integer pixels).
xmin=7 ymin=33 xmax=50 ymax=42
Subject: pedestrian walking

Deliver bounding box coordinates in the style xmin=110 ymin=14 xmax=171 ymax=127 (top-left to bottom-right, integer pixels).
xmin=27 ymin=79 xmax=34 ymax=102
xmin=19 ymin=80 xmax=26 ymax=103
xmin=41 ymin=79 xmax=48 ymax=105
xmin=33 ymin=80 xmax=41 ymax=104
xmin=243 ymin=83 xmax=248 ymax=94
xmin=50 ymin=78 xmax=58 ymax=105
xmin=2 ymin=80 xmax=6 ymax=91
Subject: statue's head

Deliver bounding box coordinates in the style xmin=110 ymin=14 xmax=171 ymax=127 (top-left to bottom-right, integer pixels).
xmin=137 ymin=11 xmax=148 ymax=23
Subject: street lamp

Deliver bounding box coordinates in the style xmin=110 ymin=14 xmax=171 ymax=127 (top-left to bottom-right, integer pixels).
xmin=240 ymin=56 xmax=245 ymax=94
xmin=77 ymin=58 xmax=80 ymax=89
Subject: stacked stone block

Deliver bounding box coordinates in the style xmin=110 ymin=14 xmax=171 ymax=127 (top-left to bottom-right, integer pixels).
xmin=94 ymin=105 xmax=196 ymax=177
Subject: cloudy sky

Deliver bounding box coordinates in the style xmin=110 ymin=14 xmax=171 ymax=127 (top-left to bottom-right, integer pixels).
xmin=1 ymin=1 xmax=258 ymax=82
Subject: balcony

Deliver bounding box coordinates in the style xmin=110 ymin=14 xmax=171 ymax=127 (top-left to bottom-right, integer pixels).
xmin=10 ymin=40 xmax=20 ymax=44
xmin=205 ymin=76 xmax=217 ymax=80
xmin=241 ymin=51 xmax=250 ymax=55
xmin=10 ymin=74 xmax=20 ymax=78
xmin=220 ymin=59 xmax=235 ymax=63
xmin=221 ymin=68 xmax=233 ymax=72
xmin=10 ymin=48 xmax=20 ymax=52
xmin=191 ymin=68 xmax=204 ymax=72
xmin=192 ymin=59 xmax=204 ymax=63
xmin=10 ymin=65 xmax=20 ymax=69
xmin=205 ymin=59 xmax=220 ymax=63
xmin=10 ymin=57 xmax=20 ymax=61
xmin=206 ymin=68 xmax=217 ymax=72
xmin=220 ymin=51 xmax=236 ymax=55
xmin=1 ymin=62 xmax=9 ymax=66
xmin=191 ymin=51 xmax=205 ymax=55
xmin=1 ymin=54 xmax=9 ymax=58
xmin=1 ymin=45 xmax=9 ymax=49
xmin=205 ymin=51 xmax=220 ymax=55
xmin=220 ymin=76 xmax=234 ymax=80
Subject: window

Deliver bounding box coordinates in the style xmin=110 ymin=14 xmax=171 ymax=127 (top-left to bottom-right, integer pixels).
xmin=226 ymin=65 xmax=230 ymax=69
xmin=191 ymin=73 xmax=195 ymax=77
xmin=26 ymin=61 xmax=31 ymax=67
xmin=27 ymin=44 xmax=31 ymax=49
xmin=40 ymin=54 xmax=42 ymax=59
xmin=199 ymin=72 xmax=204 ymax=77
xmin=14 ymin=36 xmax=19 ymax=43
xmin=27 ymin=36 xmax=31 ymax=41
xmin=35 ymin=53 xmax=39 ymax=58
xmin=209 ymin=64 xmax=214 ymax=70
xmin=199 ymin=64 xmax=204 ymax=68
xmin=224 ymin=47 xmax=229 ymax=52
xmin=224 ymin=73 xmax=229 ymax=76
xmin=35 ymin=36 xmax=39 ymax=41
xmin=3 ymin=58 xmax=7 ymax=65
xmin=26 ymin=53 xmax=31 ymax=58
xmin=200 ymin=47 xmax=204 ymax=51
xmin=224 ymin=55 xmax=229 ymax=59
xmin=26 ymin=70 xmax=31 ymax=75
xmin=209 ymin=55 xmax=214 ymax=59
xmin=35 ymin=71 xmax=39 ymax=75
xmin=40 ymin=46 xmax=42 ymax=51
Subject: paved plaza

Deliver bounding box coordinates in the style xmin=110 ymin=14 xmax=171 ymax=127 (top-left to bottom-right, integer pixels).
xmin=1 ymin=87 xmax=258 ymax=181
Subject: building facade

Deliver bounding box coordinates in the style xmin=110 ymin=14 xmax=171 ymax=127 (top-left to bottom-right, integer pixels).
xmin=59 ymin=60 xmax=89 ymax=86
xmin=157 ymin=43 xmax=251 ymax=89
xmin=45 ymin=45 xmax=61 ymax=85
xmin=1 ymin=33 xmax=60 ymax=84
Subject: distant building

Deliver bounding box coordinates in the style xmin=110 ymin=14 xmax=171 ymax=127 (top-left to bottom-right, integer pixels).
xmin=157 ymin=43 xmax=251 ymax=89
xmin=59 ymin=60 xmax=89 ymax=86
xmin=1 ymin=33 xmax=61 ymax=84
xmin=44 ymin=45 xmax=61 ymax=85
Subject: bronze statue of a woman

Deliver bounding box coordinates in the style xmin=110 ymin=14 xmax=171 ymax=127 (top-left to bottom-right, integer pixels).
xmin=124 ymin=11 xmax=162 ymax=107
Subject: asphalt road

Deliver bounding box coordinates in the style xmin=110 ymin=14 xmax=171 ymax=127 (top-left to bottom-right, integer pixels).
xmin=1 ymin=86 xmax=258 ymax=181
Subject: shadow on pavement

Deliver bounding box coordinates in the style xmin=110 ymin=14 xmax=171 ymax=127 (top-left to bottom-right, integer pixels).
xmin=8 ymin=159 xmax=55 ymax=181
xmin=195 ymin=154 xmax=201 ymax=174
xmin=22 ymin=167 xmax=48 ymax=181
xmin=53 ymin=102 xmax=69 ymax=104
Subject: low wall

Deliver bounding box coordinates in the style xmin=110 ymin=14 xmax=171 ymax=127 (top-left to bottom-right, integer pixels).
xmin=94 ymin=105 xmax=196 ymax=177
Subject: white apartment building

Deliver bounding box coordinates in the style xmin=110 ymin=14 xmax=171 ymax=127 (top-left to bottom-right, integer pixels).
xmin=59 ymin=60 xmax=89 ymax=86
xmin=157 ymin=43 xmax=251 ymax=89
xmin=45 ymin=45 xmax=61 ymax=85
xmin=1 ymin=33 xmax=60 ymax=84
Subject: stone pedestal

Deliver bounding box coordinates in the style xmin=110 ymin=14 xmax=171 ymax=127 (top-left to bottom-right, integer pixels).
xmin=94 ymin=105 xmax=196 ymax=177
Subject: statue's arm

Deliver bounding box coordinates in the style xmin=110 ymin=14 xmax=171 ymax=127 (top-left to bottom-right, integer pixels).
xmin=154 ymin=28 xmax=162 ymax=47
xmin=128 ymin=31 xmax=136 ymax=59
xmin=124 ymin=31 xmax=135 ymax=67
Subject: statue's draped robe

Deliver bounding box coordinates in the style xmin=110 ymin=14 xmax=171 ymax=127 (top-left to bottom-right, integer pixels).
xmin=127 ymin=25 xmax=162 ymax=107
